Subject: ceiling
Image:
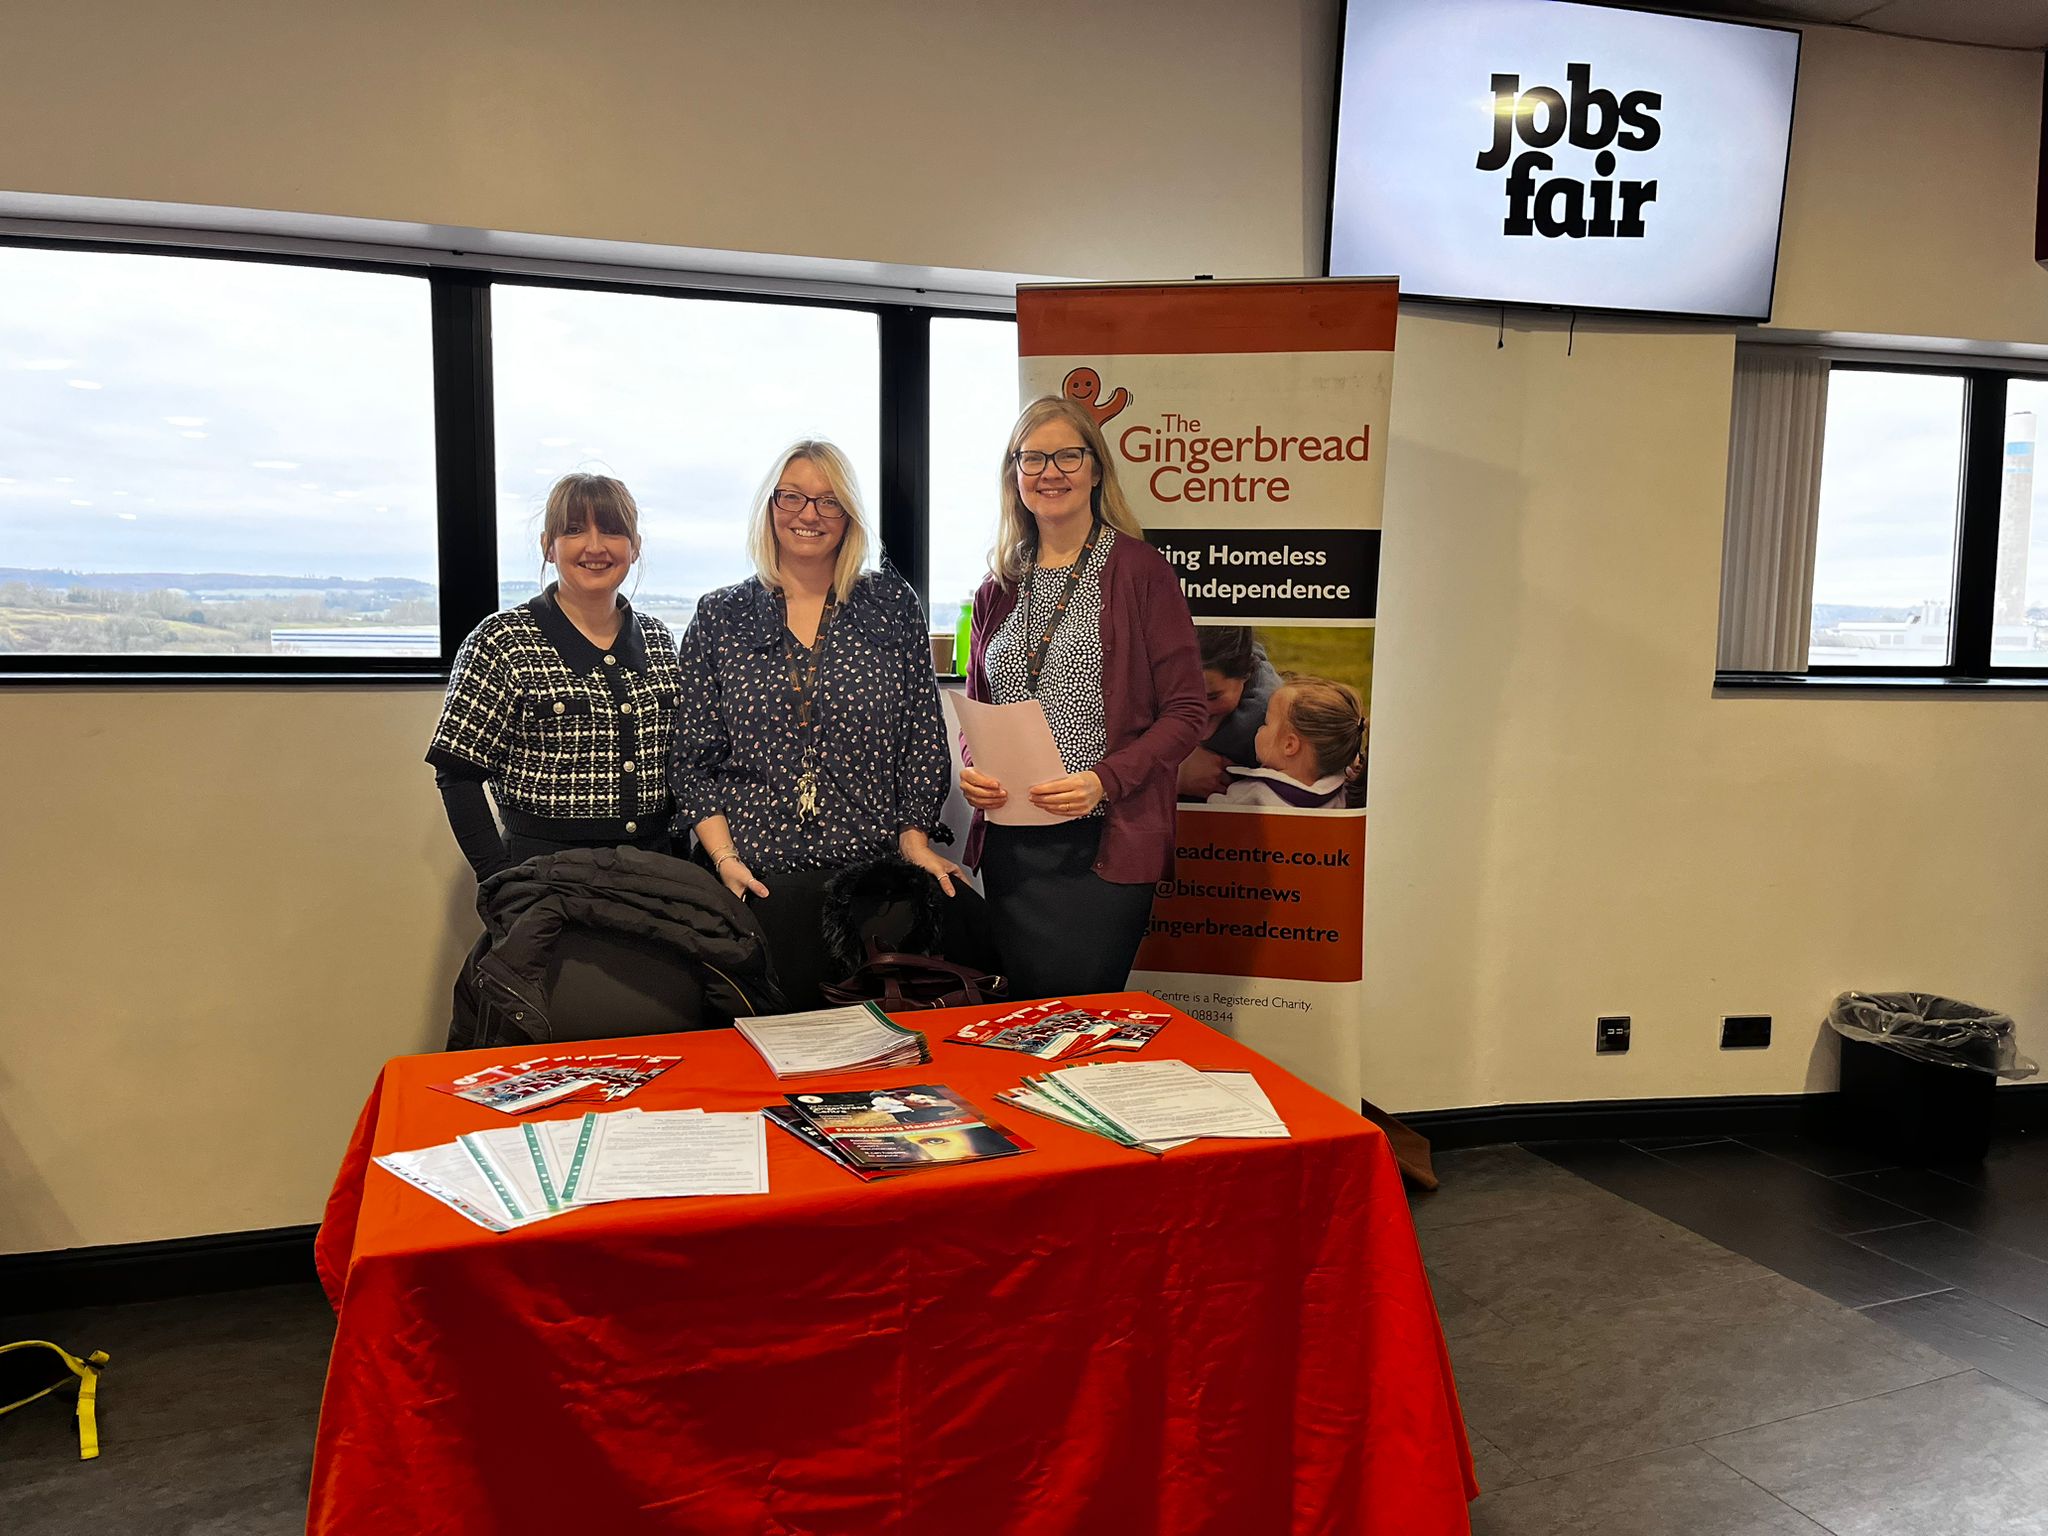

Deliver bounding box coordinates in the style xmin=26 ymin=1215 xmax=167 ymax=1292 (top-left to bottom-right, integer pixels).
xmin=1601 ymin=0 xmax=2048 ymax=49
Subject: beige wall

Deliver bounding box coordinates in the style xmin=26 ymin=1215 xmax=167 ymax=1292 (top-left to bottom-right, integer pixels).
xmin=1768 ymin=26 xmax=2048 ymax=344
xmin=0 ymin=0 xmax=1338 ymax=282
xmin=4 ymin=8 xmax=2046 ymax=1250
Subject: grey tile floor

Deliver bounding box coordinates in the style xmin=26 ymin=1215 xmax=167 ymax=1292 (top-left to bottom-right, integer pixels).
xmin=1417 ymin=1137 xmax=2048 ymax=1535
xmin=5 ymin=1136 xmax=2046 ymax=1533
xmin=0 ymin=1284 xmax=330 ymax=1534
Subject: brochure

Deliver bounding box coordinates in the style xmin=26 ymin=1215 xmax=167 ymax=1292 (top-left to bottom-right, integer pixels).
xmin=783 ymin=1084 xmax=1032 ymax=1171
xmin=947 ymin=1000 xmax=1171 ymax=1061
xmin=428 ymin=1052 xmax=681 ymax=1114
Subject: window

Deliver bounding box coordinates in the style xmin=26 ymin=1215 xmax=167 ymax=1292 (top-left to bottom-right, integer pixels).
xmin=1808 ymin=371 xmax=1965 ymax=668
xmin=0 ymin=233 xmax=1014 ymax=680
xmin=491 ymin=284 xmax=881 ymax=631
xmin=927 ymin=316 xmax=1020 ymax=645
xmin=1992 ymin=379 xmax=2048 ymax=668
xmin=1718 ymin=348 xmax=2048 ymax=684
xmin=0 ymin=245 xmax=436 ymax=662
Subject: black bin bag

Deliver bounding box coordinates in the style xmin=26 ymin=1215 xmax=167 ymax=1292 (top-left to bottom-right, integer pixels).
xmin=1826 ymin=992 xmax=2037 ymax=1164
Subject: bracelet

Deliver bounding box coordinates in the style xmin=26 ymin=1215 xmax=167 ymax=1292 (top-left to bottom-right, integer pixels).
xmin=713 ymin=851 xmax=742 ymax=868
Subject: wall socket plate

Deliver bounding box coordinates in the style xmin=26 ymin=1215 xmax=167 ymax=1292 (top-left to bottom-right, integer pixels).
xmin=1721 ymin=1014 xmax=1771 ymax=1049
xmin=1597 ymin=1016 xmax=1631 ymax=1054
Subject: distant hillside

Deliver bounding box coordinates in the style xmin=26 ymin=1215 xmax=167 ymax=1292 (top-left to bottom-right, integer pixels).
xmin=0 ymin=568 xmax=437 ymax=599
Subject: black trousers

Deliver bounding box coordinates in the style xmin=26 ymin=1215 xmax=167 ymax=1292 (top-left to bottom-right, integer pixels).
xmin=745 ymin=867 xmax=838 ymax=1012
xmin=979 ymin=819 xmax=1155 ymax=1002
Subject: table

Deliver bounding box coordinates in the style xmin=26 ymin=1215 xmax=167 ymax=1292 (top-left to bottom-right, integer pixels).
xmin=310 ymin=994 xmax=1476 ymax=1535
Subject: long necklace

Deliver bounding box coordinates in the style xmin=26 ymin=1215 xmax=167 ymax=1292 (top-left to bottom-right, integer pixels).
xmin=1022 ymin=519 xmax=1103 ymax=694
xmin=786 ymin=590 xmax=838 ymax=820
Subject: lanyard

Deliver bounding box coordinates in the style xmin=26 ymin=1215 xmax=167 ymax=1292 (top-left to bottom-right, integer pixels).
xmin=784 ymin=590 xmax=839 ymax=726
xmin=785 ymin=590 xmax=838 ymax=818
xmin=1022 ymin=520 xmax=1103 ymax=695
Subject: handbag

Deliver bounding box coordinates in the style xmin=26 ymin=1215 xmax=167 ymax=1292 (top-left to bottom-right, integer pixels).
xmin=819 ymin=938 xmax=1006 ymax=1012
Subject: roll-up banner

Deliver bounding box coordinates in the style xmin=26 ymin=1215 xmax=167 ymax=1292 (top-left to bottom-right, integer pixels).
xmin=1017 ymin=279 xmax=1396 ymax=1104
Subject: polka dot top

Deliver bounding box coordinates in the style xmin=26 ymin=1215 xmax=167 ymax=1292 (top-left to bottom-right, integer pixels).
xmin=986 ymin=526 xmax=1115 ymax=817
xmin=667 ymin=570 xmax=951 ymax=874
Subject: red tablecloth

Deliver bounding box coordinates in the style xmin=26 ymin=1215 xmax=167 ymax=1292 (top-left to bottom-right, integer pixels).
xmin=309 ymin=994 xmax=1475 ymax=1535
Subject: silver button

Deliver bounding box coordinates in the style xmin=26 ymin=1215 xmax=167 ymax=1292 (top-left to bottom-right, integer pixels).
xmin=625 ymin=821 xmax=638 ymax=834
xmin=622 ymin=761 xmax=635 ymax=773
xmin=551 ymin=701 xmax=565 ymax=716
xmin=604 ymin=654 xmax=617 ymax=666
xmin=619 ymin=702 xmax=632 ymax=715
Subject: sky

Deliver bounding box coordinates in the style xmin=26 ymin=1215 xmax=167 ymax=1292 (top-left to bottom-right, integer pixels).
xmin=0 ymin=244 xmax=1020 ymax=617
xmin=1812 ymin=368 xmax=2048 ymax=612
xmin=0 ymin=246 xmax=438 ymax=580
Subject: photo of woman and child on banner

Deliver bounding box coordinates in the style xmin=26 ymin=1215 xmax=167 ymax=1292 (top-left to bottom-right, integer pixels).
xmin=1179 ymin=624 xmax=1370 ymax=812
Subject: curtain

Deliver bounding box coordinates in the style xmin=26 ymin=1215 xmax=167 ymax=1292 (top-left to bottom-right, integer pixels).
xmin=1717 ymin=348 xmax=1829 ymax=671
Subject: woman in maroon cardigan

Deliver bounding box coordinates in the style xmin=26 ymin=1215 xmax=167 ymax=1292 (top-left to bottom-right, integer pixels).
xmin=960 ymin=395 xmax=1207 ymax=1000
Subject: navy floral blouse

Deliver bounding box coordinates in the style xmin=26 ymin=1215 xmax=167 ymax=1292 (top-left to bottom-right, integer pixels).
xmin=668 ymin=571 xmax=951 ymax=874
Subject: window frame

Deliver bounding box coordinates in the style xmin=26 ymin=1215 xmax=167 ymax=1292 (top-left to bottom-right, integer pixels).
xmin=1719 ymin=354 xmax=2048 ymax=692
xmin=0 ymin=234 xmax=1011 ymax=684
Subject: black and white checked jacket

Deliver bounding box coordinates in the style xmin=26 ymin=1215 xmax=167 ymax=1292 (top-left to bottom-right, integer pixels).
xmin=427 ymin=589 xmax=682 ymax=840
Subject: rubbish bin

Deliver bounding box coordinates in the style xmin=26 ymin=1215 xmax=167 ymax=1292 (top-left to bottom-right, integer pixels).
xmin=1827 ymin=991 xmax=2037 ymax=1164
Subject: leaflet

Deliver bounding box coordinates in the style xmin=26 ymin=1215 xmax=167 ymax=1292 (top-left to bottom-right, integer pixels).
xmin=949 ymin=999 xmax=1172 ymax=1061
xmin=782 ymin=1085 xmax=1033 ymax=1172
xmin=429 ymin=1052 xmax=681 ymax=1114
xmin=1053 ymin=1060 xmax=1281 ymax=1143
xmin=375 ymin=1143 xmax=553 ymax=1233
xmin=735 ymin=1004 xmax=931 ymax=1078
xmin=568 ymin=1110 xmax=769 ymax=1202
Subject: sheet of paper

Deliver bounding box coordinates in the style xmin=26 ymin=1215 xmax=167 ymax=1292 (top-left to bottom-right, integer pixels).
xmin=1054 ymin=1060 xmax=1282 ymax=1143
xmin=376 ymin=1144 xmax=552 ymax=1232
xmin=459 ymin=1125 xmax=561 ymax=1219
xmin=1202 ymin=1071 xmax=1291 ymax=1138
xmin=947 ymin=693 xmax=1072 ymax=826
xmin=571 ymin=1110 xmax=769 ymax=1202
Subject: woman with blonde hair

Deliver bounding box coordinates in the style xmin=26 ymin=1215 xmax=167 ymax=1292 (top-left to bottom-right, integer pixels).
xmin=959 ymin=396 xmax=1206 ymax=999
xmin=669 ymin=439 xmax=955 ymax=1003
xmin=429 ymin=472 xmax=685 ymax=877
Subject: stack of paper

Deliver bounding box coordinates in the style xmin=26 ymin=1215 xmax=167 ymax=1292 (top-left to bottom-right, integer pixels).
xmin=949 ymin=999 xmax=1169 ymax=1061
xmin=764 ymin=1084 xmax=1032 ymax=1180
xmin=999 ymin=1061 xmax=1287 ymax=1155
xmin=734 ymin=1004 xmax=931 ymax=1078
xmin=427 ymin=1052 xmax=681 ymax=1114
xmin=374 ymin=1107 xmax=768 ymax=1232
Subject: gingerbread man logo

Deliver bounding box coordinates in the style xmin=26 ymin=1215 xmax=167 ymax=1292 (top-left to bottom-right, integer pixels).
xmin=1063 ymin=366 xmax=1132 ymax=427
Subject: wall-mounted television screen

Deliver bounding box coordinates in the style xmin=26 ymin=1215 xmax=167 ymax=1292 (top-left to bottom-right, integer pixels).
xmin=1326 ymin=0 xmax=1800 ymax=322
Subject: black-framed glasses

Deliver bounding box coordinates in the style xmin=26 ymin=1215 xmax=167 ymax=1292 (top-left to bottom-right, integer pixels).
xmin=771 ymin=488 xmax=848 ymax=520
xmin=1013 ymin=447 xmax=1093 ymax=476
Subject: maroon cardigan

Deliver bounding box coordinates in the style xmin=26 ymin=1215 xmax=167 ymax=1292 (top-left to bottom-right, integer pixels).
xmin=964 ymin=535 xmax=1207 ymax=885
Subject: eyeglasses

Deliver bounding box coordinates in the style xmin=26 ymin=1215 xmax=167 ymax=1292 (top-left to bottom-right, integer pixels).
xmin=1013 ymin=447 xmax=1093 ymax=476
xmin=770 ymin=489 xmax=848 ymax=520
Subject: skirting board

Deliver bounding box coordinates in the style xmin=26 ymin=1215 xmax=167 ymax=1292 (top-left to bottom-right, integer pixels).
xmin=0 ymin=1224 xmax=318 ymax=1319
xmin=1397 ymin=1082 xmax=2048 ymax=1151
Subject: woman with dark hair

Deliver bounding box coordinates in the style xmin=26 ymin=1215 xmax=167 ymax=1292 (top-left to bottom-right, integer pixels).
xmin=958 ymin=396 xmax=1206 ymax=1000
xmin=428 ymin=473 xmax=683 ymax=878
xmin=1178 ymin=625 xmax=1283 ymax=800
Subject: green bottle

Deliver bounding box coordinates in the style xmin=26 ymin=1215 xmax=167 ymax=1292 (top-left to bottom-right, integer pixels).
xmin=953 ymin=603 xmax=973 ymax=678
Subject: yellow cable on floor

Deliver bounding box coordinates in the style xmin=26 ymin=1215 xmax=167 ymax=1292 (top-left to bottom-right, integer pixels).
xmin=0 ymin=1340 xmax=111 ymax=1459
